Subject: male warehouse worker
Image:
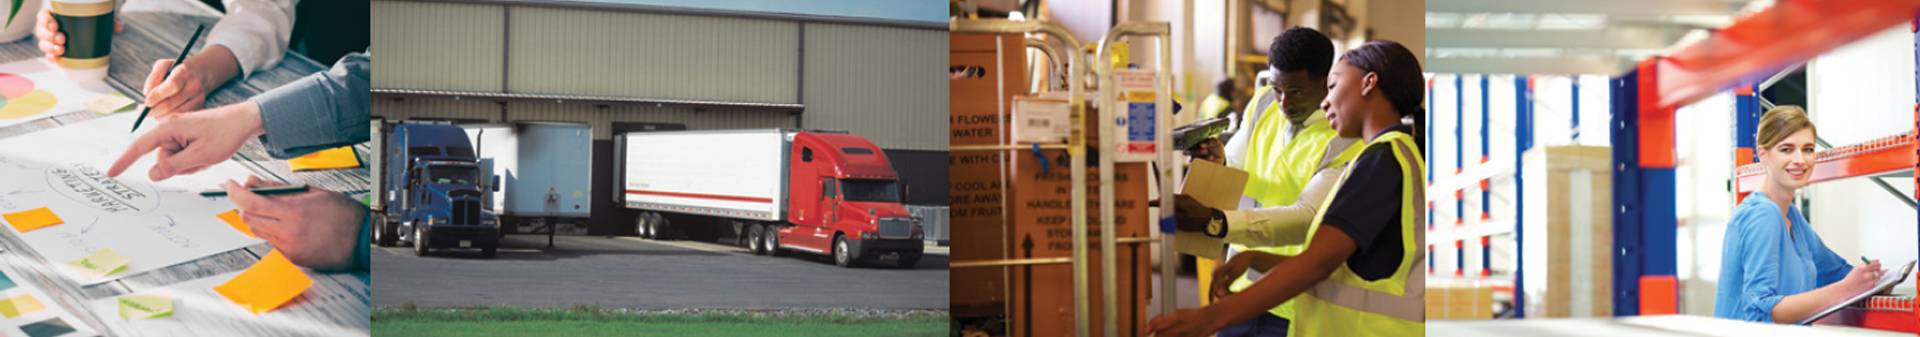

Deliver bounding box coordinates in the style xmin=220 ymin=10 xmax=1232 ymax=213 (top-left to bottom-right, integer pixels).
xmin=1178 ymin=27 xmax=1363 ymax=337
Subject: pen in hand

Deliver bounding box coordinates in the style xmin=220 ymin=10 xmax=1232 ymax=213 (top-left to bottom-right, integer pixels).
xmin=130 ymin=24 xmax=207 ymax=133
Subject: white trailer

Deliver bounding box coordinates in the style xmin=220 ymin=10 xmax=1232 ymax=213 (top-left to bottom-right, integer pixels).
xmin=620 ymin=130 xmax=787 ymax=223
xmin=464 ymin=122 xmax=594 ymax=233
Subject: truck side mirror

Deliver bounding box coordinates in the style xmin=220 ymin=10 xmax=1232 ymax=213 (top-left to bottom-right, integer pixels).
xmin=492 ymin=175 xmax=501 ymax=192
xmin=901 ymin=184 xmax=910 ymax=201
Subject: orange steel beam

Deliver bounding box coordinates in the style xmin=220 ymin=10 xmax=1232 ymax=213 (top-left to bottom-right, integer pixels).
xmin=1652 ymin=0 xmax=1920 ymax=111
xmin=1734 ymin=132 xmax=1917 ymax=196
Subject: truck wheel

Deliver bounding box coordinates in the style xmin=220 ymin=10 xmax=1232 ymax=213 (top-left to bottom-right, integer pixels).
xmin=374 ymin=214 xmax=397 ymax=247
xmin=746 ymin=224 xmax=765 ymax=254
xmin=635 ymin=215 xmax=652 ymax=239
xmin=894 ymin=252 xmax=922 ymax=269
xmin=833 ymin=235 xmax=856 ymax=268
xmin=413 ymin=225 xmax=429 ymax=257
xmin=763 ymin=225 xmax=781 ymax=257
xmin=658 ymin=215 xmax=679 ymax=241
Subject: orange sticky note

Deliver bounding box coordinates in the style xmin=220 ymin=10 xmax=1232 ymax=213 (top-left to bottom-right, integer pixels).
xmin=214 ymin=250 xmax=311 ymax=314
xmin=287 ymin=146 xmax=360 ymax=171
xmin=3 ymin=207 xmax=62 ymax=233
xmin=217 ymin=210 xmax=255 ymax=237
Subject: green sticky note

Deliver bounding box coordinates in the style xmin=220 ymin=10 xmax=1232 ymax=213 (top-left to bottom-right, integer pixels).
xmin=68 ymin=248 xmax=128 ymax=278
xmin=86 ymin=94 xmax=136 ymax=114
xmin=116 ymin=294 xmax=173 ymax=320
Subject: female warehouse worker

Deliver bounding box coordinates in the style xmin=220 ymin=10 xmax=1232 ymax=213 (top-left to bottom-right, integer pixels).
xmin=1150 ymin=39 xmax=1426 ymax=337
xmin=1714 ymin=105 xmax=1884 ymax=323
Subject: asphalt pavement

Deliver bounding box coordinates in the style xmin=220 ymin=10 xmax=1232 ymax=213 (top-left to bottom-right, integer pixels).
xmin=373 ymin=234 xmax=949 ymax=310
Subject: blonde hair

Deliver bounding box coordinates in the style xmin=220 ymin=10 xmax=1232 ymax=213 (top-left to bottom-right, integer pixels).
xmin=1756 ymin=105 xmax=1816 ymax=148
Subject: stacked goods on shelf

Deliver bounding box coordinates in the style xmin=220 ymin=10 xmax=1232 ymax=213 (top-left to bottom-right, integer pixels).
xmin=1427 ymin=283 xmax=1496 ymax=320
xmin=1521 ymin=145 xmax=1614 ymax=317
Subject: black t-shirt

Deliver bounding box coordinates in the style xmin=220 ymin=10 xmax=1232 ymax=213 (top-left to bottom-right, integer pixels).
xmin=1320 ymin=125 xmax=1414 ymax=281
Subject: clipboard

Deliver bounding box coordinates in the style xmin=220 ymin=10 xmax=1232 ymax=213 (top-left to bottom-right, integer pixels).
xmin=1796 ymin=260 xmax=1915 ymax=325
xmin=1175 ymin=160 xmax=1247 ymax=260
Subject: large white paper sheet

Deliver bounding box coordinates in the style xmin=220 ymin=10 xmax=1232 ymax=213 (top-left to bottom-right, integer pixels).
xmin=0 ymin=113 xmax=264 ymax=285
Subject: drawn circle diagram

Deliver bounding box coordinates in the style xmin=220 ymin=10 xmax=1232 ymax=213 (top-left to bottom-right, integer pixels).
xmin=0 ymin=73 xmax=56 ymax=120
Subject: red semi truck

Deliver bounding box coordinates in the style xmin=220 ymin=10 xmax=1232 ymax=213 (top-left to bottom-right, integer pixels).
xmin=617 ymin=129 xmax=924 ymax=268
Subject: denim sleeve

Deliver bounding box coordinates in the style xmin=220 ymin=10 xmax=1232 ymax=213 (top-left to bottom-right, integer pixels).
xmin=1810 ymin=227 xmax=1853 ymax=286
xmin=1738 ymin=211 xmax=1790 ymax=322
xmin=253 ymin=52 xmax=370 ymax=159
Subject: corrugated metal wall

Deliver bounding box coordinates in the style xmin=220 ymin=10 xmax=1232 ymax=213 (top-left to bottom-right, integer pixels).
xmin=375 ymin=97 xmax=792 ymax=139
xmin=372 ymin=96 xmax=499 ymax=121
xmin=800 ymin=23 xmax=948 ymax=151
xmin=507 ymin=7 xmax=800 ymax=104
xmin=371 ymin=1 xmax=505 ymax=91
xmin=371 ymin=0 xmax=946 ymax=151
xmin=509 ymin=101 xmax=793 ymax=139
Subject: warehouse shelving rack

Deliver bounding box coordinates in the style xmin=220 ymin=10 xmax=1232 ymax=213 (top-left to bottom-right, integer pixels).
xmin=1425 ymin=74 xmax=1530 ymax=319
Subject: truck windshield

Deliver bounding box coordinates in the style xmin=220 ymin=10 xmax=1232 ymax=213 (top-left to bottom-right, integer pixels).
xmin=427 ymin=166 xmax=478 ymax=185
xmin=840 ymin=180 xmax=901 ymax=203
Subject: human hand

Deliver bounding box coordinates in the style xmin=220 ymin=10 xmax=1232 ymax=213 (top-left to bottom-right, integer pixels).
xmin=35 ymin=8 xmax=122 ymax=60
xmin=107 ymin=101 xmax=264 ymax=181
xmin=1211 ymin=252 xmax=1261 ymax=301
xmin=1185 ymin=137 xmax=1225 ymax=164
xmin=1842 ymin=260 xmax=1885 ymax=295
xmin=1147 ymin=308 xmax=1225 ymax=337
xmin=1173 ymin=194 xmax=1216 ymax=233
xmin=227 ymin=176 xmax=367 ymax=270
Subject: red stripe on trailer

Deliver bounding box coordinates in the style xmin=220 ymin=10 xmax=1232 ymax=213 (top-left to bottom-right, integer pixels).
xmin=625 ymin=189 xmax=773 ymax=203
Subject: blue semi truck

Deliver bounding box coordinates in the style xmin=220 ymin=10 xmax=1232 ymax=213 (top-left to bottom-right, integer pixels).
xmin=371 ymin=122 xmax=502 ymax=257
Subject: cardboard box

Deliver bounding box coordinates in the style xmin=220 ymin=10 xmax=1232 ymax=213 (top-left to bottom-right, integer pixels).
xmin=950 ymin=32 xmax=1027 ymax=317
xmin=950 ymin=33 xmax=1027 ymax=147
xmin=950 ymin=31 xmax=1154 ymax=337
xmin=1426 ymin=285 xmax=1495 ymax=320
xmin=1007 ymin=153 xmax=1150 ymax=337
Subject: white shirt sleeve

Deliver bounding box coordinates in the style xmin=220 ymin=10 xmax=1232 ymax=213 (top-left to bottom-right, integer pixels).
xmin=1220 ymin=163 xmax=1345 ymax=247
xmin=205 ymin=0 xmax=297 ymax=77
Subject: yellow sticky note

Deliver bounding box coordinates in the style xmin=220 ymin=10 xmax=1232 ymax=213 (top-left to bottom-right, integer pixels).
xmin=117 ymin=294 xmax=173 ymax=320
xmin=68 ymin=248 xmax=129 ymax=278
xmin=3 ymin=207 xmax=63 ymax=233
xmin=217 ymin=209 xmax=255 ymax=237
xmin=0 ymin=294 xmax=44 ymax=318
xmin=215 ymin=250 xmax=311 ymax=314
xmin=287 ymin=146 xmax=360 ymax=171
xmin=86 ymin=94 xmax=137 ymax=114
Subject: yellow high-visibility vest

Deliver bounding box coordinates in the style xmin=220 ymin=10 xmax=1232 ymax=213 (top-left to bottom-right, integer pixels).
xmin=1292 ymin=130 xmax=1426 ymax=337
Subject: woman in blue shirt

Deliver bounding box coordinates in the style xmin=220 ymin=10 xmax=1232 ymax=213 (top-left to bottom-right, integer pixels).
xmin=1714 ymin=105 xmax=1883 ymax=323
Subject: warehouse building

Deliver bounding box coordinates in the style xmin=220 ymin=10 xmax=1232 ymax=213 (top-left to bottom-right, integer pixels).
xmin=371 ymin=0 xmax=947 ymax=235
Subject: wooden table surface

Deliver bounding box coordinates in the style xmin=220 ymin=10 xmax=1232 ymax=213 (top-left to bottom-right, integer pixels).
xmin=0 ymin=1 xmax=368 ymax=336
